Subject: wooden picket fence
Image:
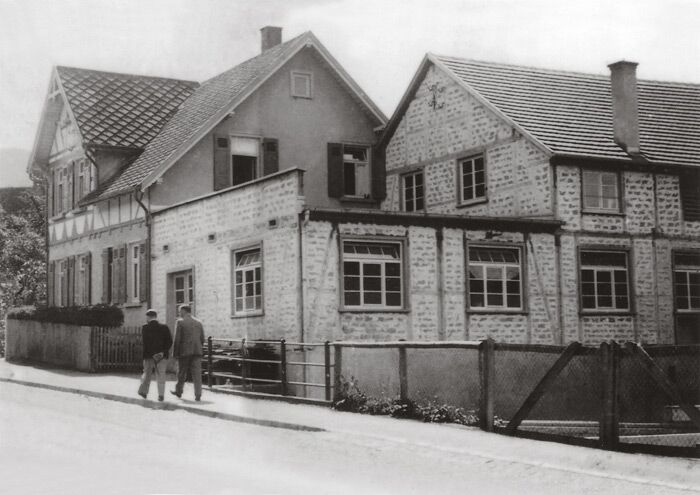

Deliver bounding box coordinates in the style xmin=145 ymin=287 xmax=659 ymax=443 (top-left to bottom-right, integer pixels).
xmin=91 ymin=326 xmax=142 ymax=371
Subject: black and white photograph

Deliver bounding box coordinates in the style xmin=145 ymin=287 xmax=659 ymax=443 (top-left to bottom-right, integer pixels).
xmin=1 ymin=0 xmax=699 ymax=493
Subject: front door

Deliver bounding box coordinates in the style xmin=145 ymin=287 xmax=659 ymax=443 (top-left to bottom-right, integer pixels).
xmin=167 ymin=270 xmax=194 ymax=332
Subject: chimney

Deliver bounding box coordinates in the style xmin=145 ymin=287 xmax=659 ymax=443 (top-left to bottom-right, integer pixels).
xmin=260 ymin=26 xmax=282 ymax=52
xmin=608 ymin=60 xmax=640 ymax=155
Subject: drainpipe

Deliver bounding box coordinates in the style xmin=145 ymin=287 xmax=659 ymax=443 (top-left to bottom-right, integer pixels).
xmin=436 ymin=228 xmax=445 ymax=340
xmin=298 ymin=210 xmax=309 ymax=343
xmin=133 ymin=186 xmax=151 ymax=308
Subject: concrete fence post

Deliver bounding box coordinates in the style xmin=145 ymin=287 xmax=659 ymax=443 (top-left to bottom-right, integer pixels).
xmin=479 ymin=337 xmax=496 ymax=432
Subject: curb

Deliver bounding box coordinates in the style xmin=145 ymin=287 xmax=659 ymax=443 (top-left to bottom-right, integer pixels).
xmin=0 ymin=377 xmax=325 ymax=433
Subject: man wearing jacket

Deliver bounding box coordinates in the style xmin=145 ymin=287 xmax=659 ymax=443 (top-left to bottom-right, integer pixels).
xmin=138 ymin=309 xmax=173 ymax=401
xmin=171 ymin=304 xmax=205 ymax=401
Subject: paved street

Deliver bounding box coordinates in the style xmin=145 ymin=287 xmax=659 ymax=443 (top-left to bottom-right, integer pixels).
xmin=1 ymin=381 xmax=697 ymax=495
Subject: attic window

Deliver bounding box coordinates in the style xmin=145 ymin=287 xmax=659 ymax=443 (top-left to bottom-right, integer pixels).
xmin=291 ymin=71 xmax=312 ymax=99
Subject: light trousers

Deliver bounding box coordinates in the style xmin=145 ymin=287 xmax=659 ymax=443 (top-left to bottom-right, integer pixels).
xmin=175 ymin=355 xmax=202 ymax=399
xmin=138 ymin=357 xmax=168 ymax=398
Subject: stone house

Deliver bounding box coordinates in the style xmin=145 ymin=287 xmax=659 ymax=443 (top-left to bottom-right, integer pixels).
xmin=379 ymin=54 xmax=700 ymax=344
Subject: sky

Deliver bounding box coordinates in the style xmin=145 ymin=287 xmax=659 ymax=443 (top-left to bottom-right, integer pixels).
xmin=1 ymin=0 xmax=699 ymax=186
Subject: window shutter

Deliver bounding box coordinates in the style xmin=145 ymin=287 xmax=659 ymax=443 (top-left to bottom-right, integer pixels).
xmin=85 ymin=252 xmax=92 ymax=305
xmin=327 ymin=143 xmax=344 ymax=198
xmin=47 ymin=174 xmax=54 ymax=217
xmin=114 ymin=245 xmax=127 ymax=304
xmin=213 ymin=135 xmax=230 ymax=191
xmin=262 ymin=138 xmax=279 ymax=176
xmin=371 ymin=145 xmax=386 ymax=201
xmin=73 ymin=161 xmax=80 ymax=207
xmin=67 ymin=163 xmax=74 ymax=210
xmin=67 ymin=256 xmax=76 ymax=306
xmin=139 ymin=243 xmax=147 ymax=303
xmin=680 ymin=170 xmax=700 ymax=222
xmin=60 ymin=261 xmax=68 ymax=307
xmin=48 ymin=261 xmax=55 ymax=307
xmin=102 ymin=248 xmax=110 ymax=303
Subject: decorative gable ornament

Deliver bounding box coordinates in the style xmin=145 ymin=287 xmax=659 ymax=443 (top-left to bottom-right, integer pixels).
xmin=427 ymin=83 xmax=445 ymax=110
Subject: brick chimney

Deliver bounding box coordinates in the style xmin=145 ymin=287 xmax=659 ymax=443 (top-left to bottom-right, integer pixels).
xmin=261 ymin=26 xmax=282 ymax=52
xmin=608 ymin=60 xmax=640 ymax=155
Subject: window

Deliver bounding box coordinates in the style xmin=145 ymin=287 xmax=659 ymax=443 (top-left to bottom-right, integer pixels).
xmin=233 ymin=248 xmax=262 ymax=315
xmin=468 ymin=247 xmax=522 ymax=310
xmin=343 ymin=146 xmax=370 ymax=198
xmin=57 ymin=259 xmax=67 ymax=307
xmin=130 ymin=244 xmax=140 ymax=303
xmin=582 ymin=170 xmax=621 ymax=212
xmin=342 ymin=241 xmax=403 ymax=309
xmin=231 ymin=136 xmax=259 ymax=186
xmin=674 ymin=252 xmax=700 ymax=311
xmin=580 ymin=250 xmax=630 ymax=311
xmin=77 ymin=160 xmax=93 ymax=201
xmin=459 ymin=155 xmax=486 ymax=204
xmin=402 ymin=171 xmax=424 ymax=212
xmin=291 ymin=71 xmax=312 ymax=98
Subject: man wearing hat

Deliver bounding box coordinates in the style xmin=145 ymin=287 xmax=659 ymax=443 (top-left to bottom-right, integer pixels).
xmin=138 ymin=309 xmax=173 ymax=401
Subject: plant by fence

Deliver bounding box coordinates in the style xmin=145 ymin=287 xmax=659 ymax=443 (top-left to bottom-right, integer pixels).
xmin=8 ymin=304 xmax=124 ymax=327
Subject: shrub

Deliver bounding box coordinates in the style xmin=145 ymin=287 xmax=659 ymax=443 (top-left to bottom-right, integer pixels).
xmin=7 ymin=304 xmax=124 ymax=327
xmin=332 ymin=377 xmax=479 ymax=426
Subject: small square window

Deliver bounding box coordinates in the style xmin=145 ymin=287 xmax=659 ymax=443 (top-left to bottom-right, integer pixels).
xmin=291 ymin=71 xmax=312 ymax=98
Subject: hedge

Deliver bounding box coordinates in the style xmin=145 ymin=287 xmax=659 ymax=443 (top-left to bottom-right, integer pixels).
xmin=7 ymin=305 xmax=124 ymax=327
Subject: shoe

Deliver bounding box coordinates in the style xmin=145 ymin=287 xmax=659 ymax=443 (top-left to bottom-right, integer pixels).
xmin=138 ymin=392 xmax=147 ymax=399
xmin=158 ymin=396 xmax=164 ymax=402
xmin=170 ymin=390 xmax=181 ymax=398
xmin=195 ymin=397 xmax=201 ymax=402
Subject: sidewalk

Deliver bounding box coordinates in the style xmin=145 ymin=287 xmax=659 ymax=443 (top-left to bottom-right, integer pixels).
xmin=2 ymin=359 xmax=699 ymax=492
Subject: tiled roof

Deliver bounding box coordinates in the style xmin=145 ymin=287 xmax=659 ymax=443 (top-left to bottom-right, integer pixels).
xmin=434 ymin=56 xmax=700 ymax=167
xmin=93 ymin=32 xmax=310 ymax=201
xmin=56 ymin=66 xmax=198 ymax=149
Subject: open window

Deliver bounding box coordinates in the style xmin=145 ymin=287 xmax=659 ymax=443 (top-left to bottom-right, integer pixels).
xmin=231 ymin=137 xmax=260 ymax=186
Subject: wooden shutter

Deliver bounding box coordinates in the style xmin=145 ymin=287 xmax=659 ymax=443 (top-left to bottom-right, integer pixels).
xmin=60 ymin=261 xmax=68 ymax=307
xmin=262 ymin=138 xmax=279 ymax=175
xmin=118 ymin=245 xmax=127 ymax=303
xmin=67 ymin=163 xmax=74 ymax=210
xmin=72 ymin=161 xmax=79 ymax=207
xmin=327 ymin=143 xmax=344 ymax=198
xmin=84 ymin=252 xmax=92 ymax=305
xmin=139 ymin=243 xmax=147 ymax=303
xmin=213 ymin=135 xmax=231 ymax=191
xmin=67 ymin=256 xmax=76 ymax=306
xmin=102 ymin=248 xmax=111 ymax=303
xmin=680 ymin=170 xmax=700 ymax=222
xmin=47 ymin=173 xmax=54 ymax=217
xmin=371 ymin=145 xmax=386 ymax=201
xmin=48 ymin=261 xmax=55 ymax=307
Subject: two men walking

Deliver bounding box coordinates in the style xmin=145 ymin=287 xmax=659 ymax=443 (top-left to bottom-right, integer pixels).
xmin=138 ymin=304 xmax=205 ymax=402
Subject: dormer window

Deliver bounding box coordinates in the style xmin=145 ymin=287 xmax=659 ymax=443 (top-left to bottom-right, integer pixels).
xmin=291 ymin=71 xmax=312 ymax=98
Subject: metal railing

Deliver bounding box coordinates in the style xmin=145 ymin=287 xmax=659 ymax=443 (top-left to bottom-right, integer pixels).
xmin=204 ymin=337 xmax=334 ymax=402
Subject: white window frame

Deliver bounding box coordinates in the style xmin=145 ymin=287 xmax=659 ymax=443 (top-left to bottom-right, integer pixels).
xmin=402 ymin=170 xmax=425 ymax=212
xmin=230 ymin=135 xmax=261 ymax=186
xmin=290 ymin=70 xmax=313 ymax=98
xmin=467 ymin=246 xmax=523 ymax=311
xmin=232 ymin=246 xmax=263 ymax=316
xmin=581 ymin=169 xmax=621 ymax=213
xmin=342 ymin=145 xmax=371 ymax=199
xmin=674 ymin=252 xmax=700 ymax=312
xmin=459 ymin=154 xmax=486 ymax=205
xmin=580 ymin=250 xmax=630 ymax=312
xmin=341 ymin=239 xmax=404 ymax=310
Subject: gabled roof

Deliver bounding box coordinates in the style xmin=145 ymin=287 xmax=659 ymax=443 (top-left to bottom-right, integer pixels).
xmin=92 ymin=31 xmax=386 ymax=202
xmin=56 ymin=66 xmax=198 ymax=149
xmin=385 ymin=54 xmax=700 ymax=168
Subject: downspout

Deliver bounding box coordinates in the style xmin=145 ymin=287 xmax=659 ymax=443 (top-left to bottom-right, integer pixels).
xmin=298 ymin=210 xmax=309 ymax=343
xmin=133 ymin=186 xmax=151 ymax=308
xmin=436 ymin=228 xmax=445 ymax=340
xmin=652 ymin=173 xmax=661 ymax=342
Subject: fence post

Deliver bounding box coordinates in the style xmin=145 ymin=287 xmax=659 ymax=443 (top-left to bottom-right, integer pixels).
xmin=599 ymin=340 xmax=620 ymax=449
xmin=324 ymin=341 xmax=331 ymax=401
xmin=479 ymin=337 xmax=495 ymax=432
xmin=333 ymin=344 xmax=342 ymax=401
xmin=241 ymin=338 xmax=247 ymax=391
xmin=207 ymin=336 xmax=213 ymax=388
xmin=280 ymin=339 xmax=288 ymax=396
xmin=398 ymin=345 xmax=408 ymax=402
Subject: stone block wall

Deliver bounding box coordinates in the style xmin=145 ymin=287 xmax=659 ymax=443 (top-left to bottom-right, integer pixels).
xmin=151 ymin=169 xmax=304 ymax=341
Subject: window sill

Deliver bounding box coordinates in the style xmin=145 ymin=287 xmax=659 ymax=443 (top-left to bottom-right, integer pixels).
xmin=579 ymin=311 xmax=635 ymax=317
xmin=675 ymin=310 xmax=700 ymax=314
xmin=231 ymin=312 xmax=264 ymax=319
xmin=467 ymin=309 xmax=528 ymax=315
xmin=339 ymin=307 xmax=410 ymax=314
xmin=123 ymin=302 xmax=145 ymax=309
xmin=582 ymin=210 xmax=625 ymax=217
xmin=340 ymin=196 xmax=378 ymax=205
xmin=456 ymin=198 xmax=488 ymax=209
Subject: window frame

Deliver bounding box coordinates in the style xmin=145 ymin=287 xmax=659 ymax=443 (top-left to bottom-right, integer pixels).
xmin=339 ymin=236 xmax=408 ymax=312
xmin=128 ymin=243 xmax=141 ymax=304
xmin=457 ymin=153 xmax=488 ymax=207
xmin=341 ymin=144 xmax=372 ymax=200
xmin=231 ymin=243 xmax=264 ymax=317
xmin=580 ymin=168 xmax=624 ymax=215
xmin=401 ymin=169 xmax=425 ymax=212
xmin=290 ymin=70 xmax=313 ymax=99
xmin=672 ymin=250 xmax=700 ymax=313
xmin=230 ymin=134 xmax=262 ymax=187
xmin=466 ymin=243 xmax=526 ymax=313
xmin=578 ymin=246 xmax=633 ymax=314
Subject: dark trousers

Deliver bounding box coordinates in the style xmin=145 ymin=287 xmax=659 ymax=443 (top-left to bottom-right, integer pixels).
xmin=175 ymin=355 xmax=202 ymax=398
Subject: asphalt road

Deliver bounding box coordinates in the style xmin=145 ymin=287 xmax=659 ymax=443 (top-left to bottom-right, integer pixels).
xmin=0 ymin=382 xmax=694 ymax=495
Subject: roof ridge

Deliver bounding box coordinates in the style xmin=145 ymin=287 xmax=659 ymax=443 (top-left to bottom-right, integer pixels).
xmin=432 ymin=54 xmax=700 ymax=87
xmin=56 ymin=65 xmax=199 ymax=86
